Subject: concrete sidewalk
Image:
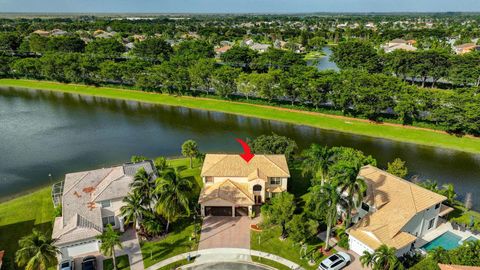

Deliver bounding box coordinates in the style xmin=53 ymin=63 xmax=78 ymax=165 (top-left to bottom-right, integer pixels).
xmin=144 ymin=248 xmax=303 ymax=270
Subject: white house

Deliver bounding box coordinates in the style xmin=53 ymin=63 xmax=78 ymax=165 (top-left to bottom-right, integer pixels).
xmin=52 ymin=161 xmax=156 ymax=259
xmin=347 ymin=165 xmax=450 ymax=257
xmin=198 ymin=154 xmax=290 ymax=217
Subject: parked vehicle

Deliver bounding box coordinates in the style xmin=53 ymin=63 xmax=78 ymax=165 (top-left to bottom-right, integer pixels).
xmin=81 ymin=256 xmax=97 ymax=270
xmin=59 ymin=258 xmax=74 ymax=270
xmin=318 ymin=252 xmax=351 ymax=270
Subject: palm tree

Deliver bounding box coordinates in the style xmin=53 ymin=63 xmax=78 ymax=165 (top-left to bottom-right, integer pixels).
xmin=181 ymin=140 xmax=199 ymax=168
xmin=301 ymin=144 xmax=332 ymax=186
xmin=97 ymin=225 xmax=123 ymax=270
xmin=440 ymin=183 xmax=456 ymax=206
xmin=308 ymin=183 xmax=342 ymax=251
xmin=130 ymin=168 xmax=155 ymax=209
xmin=120 ymin=192 xmax=147 ymax=230
xmin=155 ymin=168 xmax=192 ymax=233
xmin=360 ymin=244 xmax=403 ymax=270
xmin=141 ymin=212 xmax=165 ymax=238
xmin=331 ymin=161 xmax=366 ymax=227
xmin=15 ymin=229 xmax=59 ymax=270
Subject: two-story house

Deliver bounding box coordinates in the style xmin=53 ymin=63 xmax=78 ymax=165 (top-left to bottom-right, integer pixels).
xmin=347 ymin=165 xmax=451 ymax=257
xmin=52 ymin=161 xmax=156 ymax=259
xmin=198 ymin=154 xmax=290 ymax=217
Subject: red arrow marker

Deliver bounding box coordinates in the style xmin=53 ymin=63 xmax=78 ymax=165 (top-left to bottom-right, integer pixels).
xmin=236 ymin=138 xmax=255 ymax=163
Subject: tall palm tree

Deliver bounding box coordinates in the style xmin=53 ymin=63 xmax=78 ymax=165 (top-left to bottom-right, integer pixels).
xmin=331 ymin=161 xmax=366 ymax=227
xmin=308 ymin=183 xmax=342 ymax=251
xmin=155 ymin=168 xmax=192 ymax=233
xmin=301 ymin=144 xmax=332 ymax=186
xmin=441 ymin=183 xmax=456 ymax=206
xmin=15 ymin=229 xmax=59 ymax=270
xmin=360 ymin=244 xmax=403 ymax=270
xmin=97 ymin=225 xmax=123 ymax=270
xmin=120 ymin=192 xmax=147 ymax=230
xmin=130 ymin=168 xmax=155 ymax=209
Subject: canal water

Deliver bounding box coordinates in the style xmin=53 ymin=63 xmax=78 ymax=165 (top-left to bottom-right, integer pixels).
xmin=0 ymin=87 xmax=479 ymax=210
xmin=308 ymin=46 xmax=339 ymax=71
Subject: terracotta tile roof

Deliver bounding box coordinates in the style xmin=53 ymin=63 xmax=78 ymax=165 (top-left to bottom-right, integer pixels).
xmin=198 ymin=179 xmax=254 ymax=205
xmin=266 ymin=186 xmax=286 ymax=193
xmin=439 ymin=264 xmax=480 ymax=270
xmin=201 ymin=154 xmax=289 ymax=178
xmin=348 ymin=165 xmax=446 ymax=250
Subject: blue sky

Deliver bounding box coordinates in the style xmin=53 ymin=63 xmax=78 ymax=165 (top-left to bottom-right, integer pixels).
xmin=1 ymin=0 xmax=480 ymax=13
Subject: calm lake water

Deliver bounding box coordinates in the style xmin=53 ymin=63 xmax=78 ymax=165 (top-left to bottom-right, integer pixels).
xmin=0 ymin=87 xmax=479 ymax=210
xmin=309 ymin=46 xmax=339 ymax=71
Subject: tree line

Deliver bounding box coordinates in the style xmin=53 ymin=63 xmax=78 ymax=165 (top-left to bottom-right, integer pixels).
xmin=0 ymin=32 xmax=479 ymax=136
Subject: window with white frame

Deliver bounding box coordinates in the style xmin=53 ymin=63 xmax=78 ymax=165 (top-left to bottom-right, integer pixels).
xmin=269 ymin=177 xmax=281 ymax=185
xmin=102 ymin=216 xmax=115 ymax=227
xmin=100 ymin=200 xmax=111 ymax=208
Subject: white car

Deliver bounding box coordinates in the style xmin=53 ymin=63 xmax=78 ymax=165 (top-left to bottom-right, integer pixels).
xmin=318 ymin=252 xmax=351 ymax=270
xmin=59 ymin=258 xmax=74 ymax=270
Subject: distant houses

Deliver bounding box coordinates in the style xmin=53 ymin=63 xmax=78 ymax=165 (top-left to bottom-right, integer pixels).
xmin=454 ymin=43 xmax=480 ymax=54
xmin=382 ymin=39 xmax=417 ymax=53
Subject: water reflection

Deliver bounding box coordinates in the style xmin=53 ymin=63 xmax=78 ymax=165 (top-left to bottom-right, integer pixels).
xmin=0 ymin=87 xmax=479 ymax=210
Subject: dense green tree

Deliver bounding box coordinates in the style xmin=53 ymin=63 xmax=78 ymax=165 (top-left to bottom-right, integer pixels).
xmin=188 ymin=58 xmax=215 ymax=94
xmin=175 ymin=39 xmax=214 ymax=61
xmin=251 ymin=48 xmax=305 ymax=72
xmin=261 ymin=192 xmax=295 ymax=239
xmin=247 ymin=133 xmax=298 ymax=161
xmin=211 ymin=65 xmax=240 ymax=98
xmin=387 ymin=158 xmax=408 ymax=178
xmin=0 ymin=32 xmax=22 ymax=52
xmin=132 ymin=37 xmax=173 ymax=62
xmin=286 ymin=214 xmax=318 ymax=244
xmin=331 ymin=40 xmax=382 ymax=72
xmin=47 ymin=35 xmax=85 ymax=53
xmin=220 ymin=46 xmax=257 ymax=69
xmin=85 ymin=38 xmax=125 ymax=57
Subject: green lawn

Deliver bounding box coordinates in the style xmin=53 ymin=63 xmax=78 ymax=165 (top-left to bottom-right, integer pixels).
xmin=141 ymin=157 xmax=201 ymax=268
xmin=0 ymin=186 xmax=55 ymax=266
xmin=103 ymin=255 xmax=130 ymax=270
xmin=157 ymin=258 xmax=192 ymax=270
xmin=251 ymin=256 xmax=292 ymax=270
xmin=251 ymin=226 xmax=327 ymax=270
xmin=1 ymin=79 xmax=480 ymax=154
xmin=140 ymin=218 xmax=199 ymax=268
xmin=447 ymin=202 xmax=480 ymax=230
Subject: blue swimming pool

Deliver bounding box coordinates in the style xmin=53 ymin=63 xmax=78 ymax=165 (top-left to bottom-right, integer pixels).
xmin=422 ymin=231 xmax=462 ymax=251
xmin=463 ymin=236 xmax=479 ymax=243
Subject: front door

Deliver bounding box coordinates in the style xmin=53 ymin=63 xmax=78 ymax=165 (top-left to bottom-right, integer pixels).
xmin=254 ymin=195 xmax=262 ymax=204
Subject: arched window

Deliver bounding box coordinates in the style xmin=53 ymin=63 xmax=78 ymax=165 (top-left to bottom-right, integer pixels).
xmin=253 ymin=184 xmax=262 ymax=191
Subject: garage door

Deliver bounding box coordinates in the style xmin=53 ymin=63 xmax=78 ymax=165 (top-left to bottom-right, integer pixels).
xmin=65 ymin=241 xmax=99 ymax=257
xmin=205 ymin=206 xmax=232 ymax=216
xmin=235 ymin=207 xmax=249 ymax=216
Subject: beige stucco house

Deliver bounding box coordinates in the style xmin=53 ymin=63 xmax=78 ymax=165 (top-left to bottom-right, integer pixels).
xmin=52 ymin=161 xmax=156 ymax=259
xmin=198 ymin=154 xmax=290 ymax=217
xmin=347 ymin=165 xmax=452 ymax=257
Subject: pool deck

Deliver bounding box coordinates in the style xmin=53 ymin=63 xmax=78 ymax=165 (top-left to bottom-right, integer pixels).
xmin=416 ymin=221 xmax=480 ymax=250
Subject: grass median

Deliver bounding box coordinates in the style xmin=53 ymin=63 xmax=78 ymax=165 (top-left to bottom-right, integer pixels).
xmin=1 ymin=79 xmax=480 ymax=154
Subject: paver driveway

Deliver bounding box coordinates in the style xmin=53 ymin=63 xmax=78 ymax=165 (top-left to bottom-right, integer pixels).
xmin=199 ymin=216 xmax=251 ymax=249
